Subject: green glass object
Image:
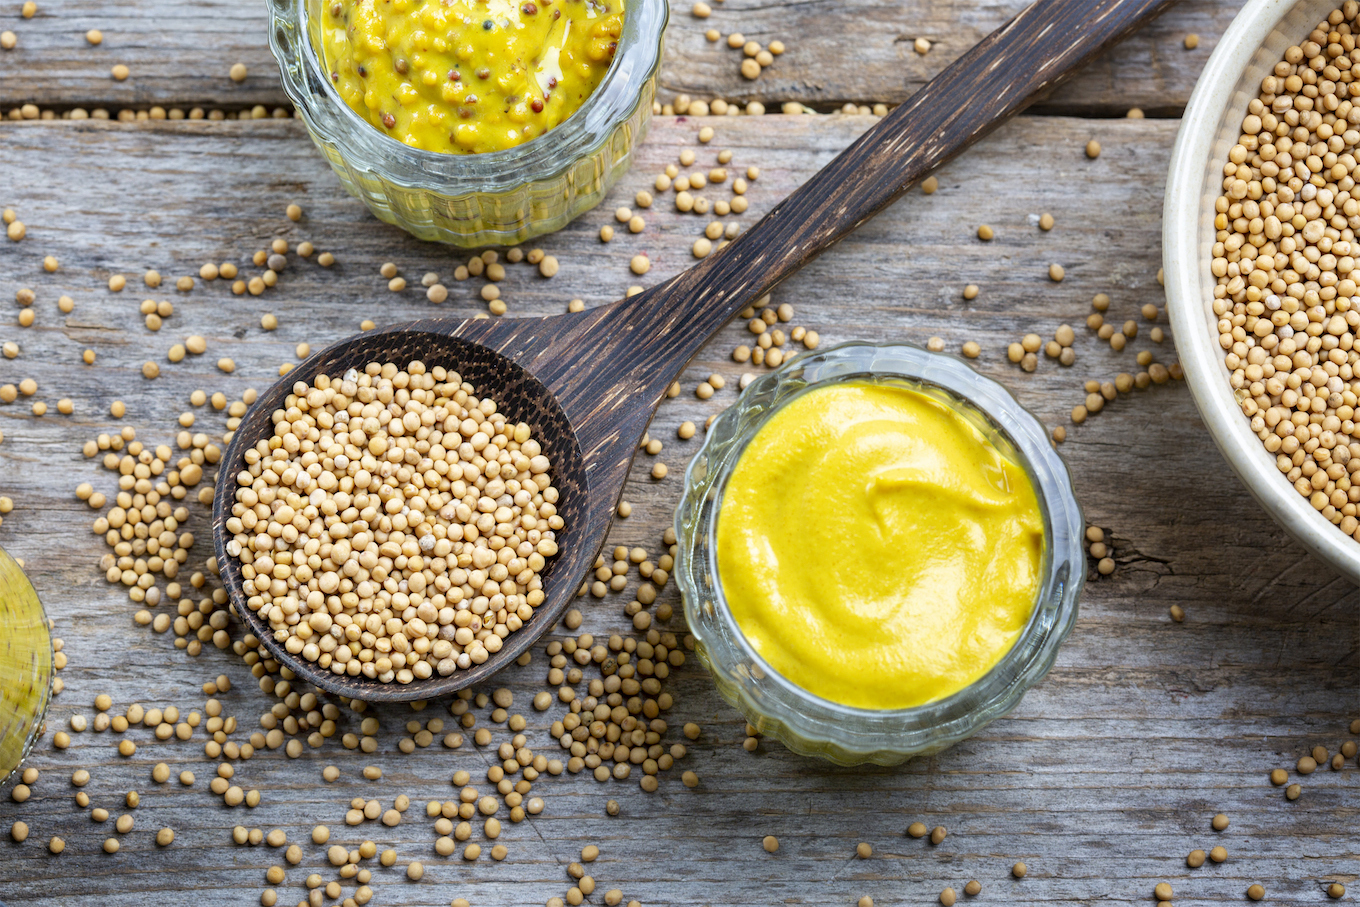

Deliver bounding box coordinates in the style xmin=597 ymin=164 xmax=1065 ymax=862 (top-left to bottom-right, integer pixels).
xmin=0 ymin=547 xmax=51 ymax=784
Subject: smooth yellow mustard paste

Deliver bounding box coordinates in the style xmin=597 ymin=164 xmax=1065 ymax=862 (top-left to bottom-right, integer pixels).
xmin=716 ymin=382 xmax=1045 ymax=711
xmin=318 ymin=0 xmax=625 ymax=154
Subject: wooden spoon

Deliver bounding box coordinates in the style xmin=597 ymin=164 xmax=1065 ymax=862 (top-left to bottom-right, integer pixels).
xmin=213 ymin=0 xmax=1177 ymax=702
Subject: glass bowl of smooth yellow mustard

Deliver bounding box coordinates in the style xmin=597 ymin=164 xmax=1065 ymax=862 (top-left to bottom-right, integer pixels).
xmin=675 ymin=342 xmax=1085 ymax=766
xmin=268 ymin=0 xmax=666 ymax=246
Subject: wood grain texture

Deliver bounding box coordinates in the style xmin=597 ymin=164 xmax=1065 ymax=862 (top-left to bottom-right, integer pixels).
xmin=615 ymin=0 xmax=1180 ymax=365
xmin=0 ymin=0 xmax=1239 ymax=114
xmin=657 ymin=0 xmax=1235 ymax=115
xmin=215 ymin=0 xmax=1178 ymax=702
xmin=0 ymin=115 xmax=1354 ymax=907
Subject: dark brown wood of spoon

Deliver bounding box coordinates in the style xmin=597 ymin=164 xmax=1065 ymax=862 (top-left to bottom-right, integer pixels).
xmin=213 ymin=0 xmax=1178 ymax=702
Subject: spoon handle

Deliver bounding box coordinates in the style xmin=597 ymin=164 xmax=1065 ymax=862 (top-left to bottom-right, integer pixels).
xmin=622 ymin=0 xmax=1178 ymax=353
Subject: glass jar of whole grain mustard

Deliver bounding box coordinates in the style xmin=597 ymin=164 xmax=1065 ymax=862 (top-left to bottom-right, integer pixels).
xmin=675 ymin=342 xmax=1085 ymax=766
xmin=0 ymin=547 xmax=52 ymax=784
xmin=268 ymin=0 xmax=667 ymax=246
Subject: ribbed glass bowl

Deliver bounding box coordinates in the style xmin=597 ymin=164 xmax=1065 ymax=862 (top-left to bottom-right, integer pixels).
xmin=675 ymin=342 xmax=1085 ymax=765
xmin=267 ymin=0 xmax=666 ymax=246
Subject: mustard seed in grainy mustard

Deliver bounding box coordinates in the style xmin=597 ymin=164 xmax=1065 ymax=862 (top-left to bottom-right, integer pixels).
xmin=318 ymin=0 xmax=625 ymax=154
xmin=228 ymin=361 xmax=562 ymax=683
xmin=1213 ymin=4 xmax=1360 ymax=542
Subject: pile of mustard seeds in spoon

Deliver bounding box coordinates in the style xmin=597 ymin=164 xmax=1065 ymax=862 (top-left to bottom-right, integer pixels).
xmin=227 ymin=360 xmax=563 ymax=684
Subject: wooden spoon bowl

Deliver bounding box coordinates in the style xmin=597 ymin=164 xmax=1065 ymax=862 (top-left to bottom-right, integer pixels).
xmin=214 ymin=327 xmax=599 ymax=701
xmin=213 ymin=0 xmax=1178 ymax=702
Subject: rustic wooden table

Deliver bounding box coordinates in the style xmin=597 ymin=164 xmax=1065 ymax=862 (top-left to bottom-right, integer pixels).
xmin=0 ymin=1 xmax=1355 ymax=905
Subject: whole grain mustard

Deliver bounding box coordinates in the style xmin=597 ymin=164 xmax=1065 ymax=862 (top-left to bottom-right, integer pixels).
xmin=318 ymin=0 xmax=625 ymax=154
xmin=716 ymin=382 xmax=1044 ymax=710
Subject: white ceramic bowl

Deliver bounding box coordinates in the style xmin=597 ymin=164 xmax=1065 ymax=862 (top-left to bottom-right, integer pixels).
xmin=1164 ymin=0 xmax=1360 ymax=583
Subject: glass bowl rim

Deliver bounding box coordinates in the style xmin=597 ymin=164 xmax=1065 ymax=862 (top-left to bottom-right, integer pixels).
xmin=676 ymin=340 xmax=1085 ymax=746
xmin=267 ymin=0 xmax=669 ymax=192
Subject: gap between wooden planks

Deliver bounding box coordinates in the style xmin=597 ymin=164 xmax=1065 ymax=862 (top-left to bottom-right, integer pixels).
xmin=0 ymin=112 xmax=1353 ymax=907
xmin=0 ymin=0 xmax=1240 ymax=114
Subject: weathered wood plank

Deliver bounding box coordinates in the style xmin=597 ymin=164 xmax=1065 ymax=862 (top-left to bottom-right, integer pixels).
xmin=0 ymin=115 xmax=1354 ymax=907
xmin=657 ymin=0 xmax=1236 ymax=115
xmin=0 ymin=0 xmax=1241 ymax=114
